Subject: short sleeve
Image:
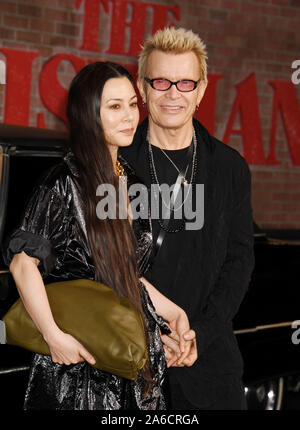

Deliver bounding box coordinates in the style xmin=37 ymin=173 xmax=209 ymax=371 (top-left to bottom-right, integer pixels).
xmin=4 ymin=185 xmax=68 ymax=276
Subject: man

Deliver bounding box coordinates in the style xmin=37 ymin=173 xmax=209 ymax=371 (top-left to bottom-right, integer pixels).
xmin=120 ymin=27 xmax=255 ymax=410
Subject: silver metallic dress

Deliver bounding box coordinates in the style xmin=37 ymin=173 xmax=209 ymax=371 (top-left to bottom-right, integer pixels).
xmin=4 ymin=152 xmax=168 ymax=410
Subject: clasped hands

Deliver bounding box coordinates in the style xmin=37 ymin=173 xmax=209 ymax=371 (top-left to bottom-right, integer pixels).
xmin=161 ymin=316 xmax=198 ymax=368
xmin=138 ymin=277 xmax=197 ymax=368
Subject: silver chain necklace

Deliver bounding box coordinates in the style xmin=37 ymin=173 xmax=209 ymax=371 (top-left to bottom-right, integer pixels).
xmin=160 ymin=148 xmax=190 ymax=184
xmin=147 ymin=129 xmax=197 ymax=212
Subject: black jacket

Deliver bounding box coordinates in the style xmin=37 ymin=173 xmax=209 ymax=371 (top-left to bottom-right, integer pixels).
xmin=120 ymin=118 xmax=255 ymax=408
xmin=4 ymin=152 xmax=168 ymax=410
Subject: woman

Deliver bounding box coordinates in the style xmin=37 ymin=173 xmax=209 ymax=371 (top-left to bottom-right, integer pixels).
xmin=4 ymin=62 xmax=194 ymax=410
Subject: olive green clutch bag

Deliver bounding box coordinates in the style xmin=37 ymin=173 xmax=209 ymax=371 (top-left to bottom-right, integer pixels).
xmin=2 ymin=279 xmax=147 ymax=381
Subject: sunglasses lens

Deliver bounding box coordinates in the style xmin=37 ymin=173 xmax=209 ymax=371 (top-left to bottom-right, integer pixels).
xmin=177 ymin=81 xmax=196 ymax=91
xmin=148 ymin=78 xmax=197 ymax=92
xmin=152 ymin=79 xmax=171 ymax=90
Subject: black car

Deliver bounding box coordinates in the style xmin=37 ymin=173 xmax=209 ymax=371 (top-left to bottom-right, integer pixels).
xmin=1 ymin=124 xmax=300 ymax=410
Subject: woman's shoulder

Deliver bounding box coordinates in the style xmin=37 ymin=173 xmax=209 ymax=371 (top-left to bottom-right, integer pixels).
xmin=38 ymin=152 xmax=78 ymax=197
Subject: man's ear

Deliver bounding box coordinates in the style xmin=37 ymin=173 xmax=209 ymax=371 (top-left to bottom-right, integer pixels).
xmin=137 ymin=79 xmax=146 ymax=104
xmin=196 ymin=81 xmax=208 ymax=106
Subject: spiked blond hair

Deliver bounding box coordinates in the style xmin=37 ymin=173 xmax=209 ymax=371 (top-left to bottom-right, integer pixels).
xmin=138 ymin=27 xmax=208 ymax=84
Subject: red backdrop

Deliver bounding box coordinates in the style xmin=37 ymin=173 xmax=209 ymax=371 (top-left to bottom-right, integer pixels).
xmin=0 ymin=0 xmax=300 ymax=229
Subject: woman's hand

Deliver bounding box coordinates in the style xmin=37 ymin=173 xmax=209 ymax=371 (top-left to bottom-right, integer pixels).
xmin=139 ymin=277 xmax=198 ymax=366
xmin=162 ymin=310 xmax=193 ymax=358
xmin=44 ymin=328 xmax=96 ymax=366
xmin=162 ymin=321 xmax=198 ymax=368
xmin=10 ymin=253 xmax=96 ymax=367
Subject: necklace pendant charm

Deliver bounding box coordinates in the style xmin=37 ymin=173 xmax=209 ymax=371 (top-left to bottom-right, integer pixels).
xmin=182 ymin=178 xmax=188 ymax=185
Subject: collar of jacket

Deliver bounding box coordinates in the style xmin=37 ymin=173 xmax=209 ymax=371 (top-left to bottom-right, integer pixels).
xmin=133 ymin=117 xmax=216 ymax=153
xmin=63 ymin=151 xmax=79 ymax=177
xmin=63 ymin=150 xmax=145 ymax=188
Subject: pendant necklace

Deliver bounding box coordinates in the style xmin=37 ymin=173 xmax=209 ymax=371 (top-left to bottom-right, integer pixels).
xmin=147 ymin=129 xmax=198 ymax=233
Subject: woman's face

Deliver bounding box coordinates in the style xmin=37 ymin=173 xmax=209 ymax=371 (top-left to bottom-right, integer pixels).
xmin=100 ymin=77 xmax=139 ymax=152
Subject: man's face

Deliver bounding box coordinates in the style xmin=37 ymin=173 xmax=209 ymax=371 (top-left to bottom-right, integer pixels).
xmin=138 ymin=50 xmax=206 ymax=130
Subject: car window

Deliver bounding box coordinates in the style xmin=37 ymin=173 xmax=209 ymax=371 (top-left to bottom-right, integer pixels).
xmin=0 ymin=151 xmax=63 ymax=269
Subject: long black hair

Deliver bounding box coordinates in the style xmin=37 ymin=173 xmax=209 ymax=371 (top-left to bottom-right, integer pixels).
xmin=66 ymin=62 xmax=153 ymax=387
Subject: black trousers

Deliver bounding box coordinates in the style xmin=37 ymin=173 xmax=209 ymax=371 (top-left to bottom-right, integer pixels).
xmin=167 ymin=375 xmax=248 ymax=410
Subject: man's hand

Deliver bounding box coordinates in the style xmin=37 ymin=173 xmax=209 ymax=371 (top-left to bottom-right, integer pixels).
xmin=139 ymin=277 xmax=198 ymax=366
xmin=161 ymin=321 xmax=198 ymax=368
xmin=178 ymin=331 xmax=198 ymax=367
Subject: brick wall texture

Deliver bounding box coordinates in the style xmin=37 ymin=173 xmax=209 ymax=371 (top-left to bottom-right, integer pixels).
xmin=0 ymin=0 xmax=300 ymax=230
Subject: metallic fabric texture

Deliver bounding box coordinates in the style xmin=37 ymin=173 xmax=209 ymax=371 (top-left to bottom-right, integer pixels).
xmin=4 ymin=152 xmax=168 ymax=410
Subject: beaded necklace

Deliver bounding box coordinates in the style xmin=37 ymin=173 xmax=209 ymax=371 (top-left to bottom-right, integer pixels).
xmin=147 ymin=129 xmax=198 ymax=233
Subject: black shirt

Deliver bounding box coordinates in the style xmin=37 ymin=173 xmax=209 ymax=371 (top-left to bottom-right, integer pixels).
xmin=135 ymin=142 xmax=201 ymax=307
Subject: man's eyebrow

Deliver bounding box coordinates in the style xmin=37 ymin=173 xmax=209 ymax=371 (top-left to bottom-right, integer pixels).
xmin=106 ymin=95 xmax=137 ymax=102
